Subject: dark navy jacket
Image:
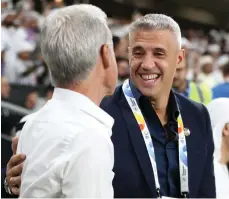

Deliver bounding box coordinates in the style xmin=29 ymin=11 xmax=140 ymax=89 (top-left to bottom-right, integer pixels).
xmin=100 ymin=85 xmax=216 ymax=198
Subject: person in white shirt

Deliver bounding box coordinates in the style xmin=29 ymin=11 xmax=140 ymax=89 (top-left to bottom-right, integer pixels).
xmin=15 ymin=4 xmax=117 ymax=198
xmin=198 ymin=55 xmax=219 ymax=88
xmin=207 ymin=98 xmax=229 ymax=198
xmin=5 ymin=41 xmax=36 ymax=85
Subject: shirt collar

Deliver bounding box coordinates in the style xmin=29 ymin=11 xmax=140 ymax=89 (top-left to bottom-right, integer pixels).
xmin=129 ymin=80 xmax=179 ymax=121
xmin=52 ymin=88 xmax=114 ymax=130
xmin=129 ymin=80 xmax=142 ymax=103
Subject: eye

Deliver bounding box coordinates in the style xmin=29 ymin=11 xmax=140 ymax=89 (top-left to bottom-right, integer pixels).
xmin=154 ymin=52 xmax=165 ymax=57
xmin=132 ymin=50 xmax=144 ymax=58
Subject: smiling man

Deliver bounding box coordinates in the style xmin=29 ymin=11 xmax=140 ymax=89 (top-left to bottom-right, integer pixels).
xmin=101 ymin=14 xmax=216 ymax=198
xmin=4 ymin=13 xmax=216 ymax=198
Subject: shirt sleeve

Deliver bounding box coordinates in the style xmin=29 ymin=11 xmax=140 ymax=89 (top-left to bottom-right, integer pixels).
xmin=61 ymin=130 xmax=114 ymax=198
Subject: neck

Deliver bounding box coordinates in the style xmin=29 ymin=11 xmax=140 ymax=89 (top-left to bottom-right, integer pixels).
xmin=58 ymin=80 xmax=104 ymax=106
xmin=149 ymin=94 xmax=169 ymax=126
xmin=220 ymin=139 xmax=229 ymax=164
xmin=176 ymin=80 xmax=187 ymax=93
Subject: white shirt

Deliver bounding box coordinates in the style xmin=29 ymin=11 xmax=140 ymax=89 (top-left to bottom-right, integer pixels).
xmin=214 ymin=161 xmax=229 ymax=198
xmin=13 ymin=27 xmax=37 ymax=50
xmin=17 ymin=88 xmax=115 ymax=198
xmin=5 ymin=58 xmax=37 ymax=85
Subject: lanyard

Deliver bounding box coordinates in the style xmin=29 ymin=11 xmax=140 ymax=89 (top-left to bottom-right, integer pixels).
xmin=122 ymin=80 xmax=189 ymax=198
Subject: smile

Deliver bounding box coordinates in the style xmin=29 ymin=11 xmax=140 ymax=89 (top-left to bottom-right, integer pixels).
xmin=140 ymin=74 xmax=161 ymax=82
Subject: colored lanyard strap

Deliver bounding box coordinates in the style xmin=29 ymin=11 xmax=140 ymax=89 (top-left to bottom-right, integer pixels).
xmin=122 ymin=80 xmax=189 ymax=198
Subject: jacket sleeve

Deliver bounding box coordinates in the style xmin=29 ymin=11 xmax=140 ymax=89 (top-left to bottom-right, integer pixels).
xmin=197 ymin=104 xmax=216 ymax=198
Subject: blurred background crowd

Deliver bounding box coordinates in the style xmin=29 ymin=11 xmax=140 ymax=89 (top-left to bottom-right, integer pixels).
xmin=1 ymin=0 xmax=229 ymax=168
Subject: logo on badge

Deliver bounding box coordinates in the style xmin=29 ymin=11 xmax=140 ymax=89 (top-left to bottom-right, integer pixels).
xmin=184 ymin=128 xmax=190 ymax=136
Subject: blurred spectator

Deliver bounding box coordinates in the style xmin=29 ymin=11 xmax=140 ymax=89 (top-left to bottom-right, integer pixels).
xmin=5 ymin=41 xmax=37 ymax=85
xmin=111 ymin=25 xmax=129 ymax=58
xmin=197 ymin=55 xmax=217 ymax=88
xmin=13 ymin=11 xmax=40 ymax=50
xmin=15 ymin=0 xmax=34 ymax=12
xmin=1 ymin=10 xmax=15 ymax=30
xmin=114 ymin=36 xmax=128 ymax=58
xmin=116 ymin=56 xmax=129 ymax=85
xmin=173 ymin=57 xmax=212 ymax=105
xmin=34 ymin=85 xmax=54 ymax=110
xmin=45 ymin=85 xmax=54 ymax=101
xmin=221 ymin=37 xmax=229 ymax=54
xmin=207 ymin=44 xmax=221 ymax=60
xmin=180 ymin=37 xmax=201 ymax=82
xmin=207 ymin=98 xmax=229 ymax=198
xmin=212 ymin=62 xmax=229 ymax=99
xmin=1 ymin=76 xmax=11 ymax=101
xmin=1 ymin=44 xmax=6 ymax=75
xmin=43 ymin=0 xmax=65 ymax=16
xmin=112 ymin=36 xmax=120 ymax=50
xmin=35 ymin=54 xmax=50 ymax=85
xmin=24 ymin=89 xmax=38 ymax=110
xmin=1 ymin=11 xmax=16 ymax=50
xmin=1 ymin=0 xmax=13 ymax=12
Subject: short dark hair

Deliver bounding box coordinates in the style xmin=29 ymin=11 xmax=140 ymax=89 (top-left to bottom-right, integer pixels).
xmin=112 ymin=36 xmax=120 ymax=49
xmin=222 ymin=62 xmax=229 ymax=76
xmin=116 ymin=56 xmax=128 ymax=63
xmin=45 ymin=84 xmax=54 ymax=94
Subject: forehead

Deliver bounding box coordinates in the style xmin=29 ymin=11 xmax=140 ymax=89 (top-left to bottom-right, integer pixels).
xmin=129 ymin=29 xmax=179 ymax=51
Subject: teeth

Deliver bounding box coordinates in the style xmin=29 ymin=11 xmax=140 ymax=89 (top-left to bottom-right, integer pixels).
xmin=141 ymin=74 xmax=159 ymax=80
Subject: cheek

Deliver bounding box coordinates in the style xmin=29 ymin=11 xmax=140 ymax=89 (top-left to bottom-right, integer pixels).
xmin=156 ymin=60 xmax=168 ymax=74
xmin=130 ymin=58 xmax=142 ymax=74
xmin=163 ymin=59 xmax=177 ymax=74
xmin=112 ymin=63 xmax=118 ymax=81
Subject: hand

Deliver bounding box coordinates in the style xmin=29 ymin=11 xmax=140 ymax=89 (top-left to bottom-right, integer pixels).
xmin=6 ymin=136 xmax=26 ymax=195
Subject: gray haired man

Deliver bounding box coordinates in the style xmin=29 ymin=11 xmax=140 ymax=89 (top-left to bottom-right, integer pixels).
xmin=4 ymin=4 xmax=117 ymax=198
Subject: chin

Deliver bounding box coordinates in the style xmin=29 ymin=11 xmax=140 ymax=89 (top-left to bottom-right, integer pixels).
xmin=105 ymin=86 xmax=116 ymax=96
xmin=138 ymin=86 xmax=160 ymax=98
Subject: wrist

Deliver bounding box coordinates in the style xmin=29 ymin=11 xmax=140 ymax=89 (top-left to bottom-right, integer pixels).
xmin=4 ymin=178 xmax=13 ymax=195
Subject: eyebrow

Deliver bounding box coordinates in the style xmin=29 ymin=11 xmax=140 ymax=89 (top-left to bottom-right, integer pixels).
xmin=131 ymin=45 xmax=167 ymax=53
xmin=132 ymin=45 xmax=144 ymax=51
xmin=154 ymin=47 xmax=166 ymax=53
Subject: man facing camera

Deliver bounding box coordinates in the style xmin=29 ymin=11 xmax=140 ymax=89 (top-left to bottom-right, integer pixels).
xmin=101 ymin=14 xmax=216 ymax=198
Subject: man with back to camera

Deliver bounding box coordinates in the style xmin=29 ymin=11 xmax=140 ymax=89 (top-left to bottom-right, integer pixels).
xmin=4 ymin=13 xmax=216 ymax=198
xmin=3 ymin=4 xmax=117 ymax=198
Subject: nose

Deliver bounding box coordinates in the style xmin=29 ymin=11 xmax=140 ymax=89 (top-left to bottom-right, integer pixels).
xmin=140 ymin=54 xmax=156 ymax=70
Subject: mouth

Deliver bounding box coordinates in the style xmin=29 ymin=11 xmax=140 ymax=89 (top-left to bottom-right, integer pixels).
xmin=139 ymin=73 xmax=161 ymax=86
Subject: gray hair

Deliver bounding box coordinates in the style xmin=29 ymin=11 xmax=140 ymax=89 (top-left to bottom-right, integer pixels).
xmin=129 ymin=14 xmax=181 ymax=49
xmin=40 ymin=4 xmax=113 ymax=86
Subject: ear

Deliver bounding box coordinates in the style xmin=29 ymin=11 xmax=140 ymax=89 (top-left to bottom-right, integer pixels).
xmin=177 ymin=48 xmax=185 ymax=67
xmin=100 ymin=44 xmax=111 ymax=70
xmin=223 ymin=123 xmax=229 ymax=136
xmin=128 ymin=46 xmax=132 ymax=65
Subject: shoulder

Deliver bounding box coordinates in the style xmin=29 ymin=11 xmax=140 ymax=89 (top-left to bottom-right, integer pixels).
xmin=174 ymin=92 xmax=208 ymax=118
xmin=21 ymin=113 xmax=112 ymax=153
xmin=213 ymin=83 xmax=225 ymax=90
xmin=100 ymin=85 xmax=123 ymax=111
xmin=175 ymin=92 xmax=205 ymax=111
xmin=174 ymin=92 xmax=212 ymax=139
